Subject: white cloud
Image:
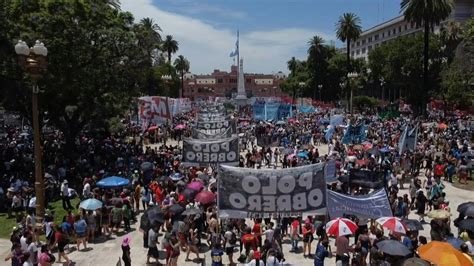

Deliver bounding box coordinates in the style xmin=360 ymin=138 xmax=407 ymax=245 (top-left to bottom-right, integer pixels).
xmin=121 ymin=0 xmax=334 ymax=74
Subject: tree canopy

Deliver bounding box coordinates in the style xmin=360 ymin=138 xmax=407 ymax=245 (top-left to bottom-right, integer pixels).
xmin=0 ymin=0 xmax=187 ymax=152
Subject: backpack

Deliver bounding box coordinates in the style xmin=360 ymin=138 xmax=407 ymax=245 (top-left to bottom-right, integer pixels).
xmin=229 ymin=231 xmax=237 ymax=245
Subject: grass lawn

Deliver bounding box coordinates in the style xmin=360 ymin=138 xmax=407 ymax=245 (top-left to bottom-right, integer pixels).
xmin=0 ymin=197 xmax=81 ymax=239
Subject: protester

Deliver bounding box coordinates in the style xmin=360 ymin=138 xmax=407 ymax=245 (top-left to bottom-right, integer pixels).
xmin=73 ymin=214 xmax=87 ymax=251
xmin=121 ymin=235 xmax=131 ymax=266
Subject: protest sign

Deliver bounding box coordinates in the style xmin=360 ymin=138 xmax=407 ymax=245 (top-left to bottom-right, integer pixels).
xmin=138 ymin=96 xmax=172 ymax=125
xmin=182 ymin=137 xmax=239 ymax=166
xmin=327 ymin=188 xmax=393 ymax=219
xmin=217 ymin=163 xmax=326 ymax=219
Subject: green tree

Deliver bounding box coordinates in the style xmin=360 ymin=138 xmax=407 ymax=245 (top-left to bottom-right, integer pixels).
xmin=0 ymin=0 xmax=153 ymax=152
xmin=401 ymin=0 xmax=453 ymax=114
xmin=287 ymin=57 xmax=298 ymax=77
xmin=287 ymin=57 xmax=299 ymax=102
xmin=307 ymin=36 xmax=334 ymax=100
xmin=162 ymin=35 xmax=179 ymax=73
xmin=335 ymin=12 xmax=362 ymax=72
xmin=368 ymin=35 xmax=444 ymax=107
xmin=440 ymin=21 xmax=462 ymax=63
xmin=441 ymin=18 xmax=474 ymax=109
xmin=137 ymin=18 xmax=162 ymax=59
xmin=174 ymin=55 xmax=190 ymax=98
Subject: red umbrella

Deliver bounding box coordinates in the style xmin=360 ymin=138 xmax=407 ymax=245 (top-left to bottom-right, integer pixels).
xmin=326 ymin=218 xmax=358 ymax=237
xmin=376 ymin=217 xmax=407 ymax=234
xmin=194 ymin=191 xmax=215 ymax=205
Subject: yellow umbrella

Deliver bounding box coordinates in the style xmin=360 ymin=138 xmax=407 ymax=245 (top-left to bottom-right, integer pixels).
xmin=427 ymin=209 xmax=452 ymax=219
xmin=418 ymin=241 xmax=472 ymax=266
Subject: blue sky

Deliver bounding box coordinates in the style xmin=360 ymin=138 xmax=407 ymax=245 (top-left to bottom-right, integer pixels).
xmin=122 ymin=0 xmax=401 ymax=74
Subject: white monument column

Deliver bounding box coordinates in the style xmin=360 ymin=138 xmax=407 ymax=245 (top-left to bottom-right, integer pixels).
xmin=235 ymin=58 xmax=248 ymax=106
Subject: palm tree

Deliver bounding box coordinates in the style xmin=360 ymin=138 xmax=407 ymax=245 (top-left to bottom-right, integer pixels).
xmin=335 ymin=13 xmax=362 ymax=72
xmin=401 ymin=0 xmax=453 ymax=113
xmin=174 ymin=55 xmax=190 ymax=98
xmin=307 ymin=35 xmax=325 ymax=59
xmin=307 ymin=36 xmax=326 ymax=99
xmin=440 ymin=21 xmax=462 ymax=63
xmin=287 ymin=57 xmax=300 ymax=104
xmin=138 ymin=18 xmax=162 ymax=60
xmin=140 ymin=18 xmax=162 ymax=41
xmin=163 ymin=35 xmax=179 ymax=63
xmin=287 ymin=57 xmax=298 ymax=77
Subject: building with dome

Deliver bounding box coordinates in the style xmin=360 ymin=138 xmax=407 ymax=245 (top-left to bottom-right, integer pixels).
xmin=182 ymin=65 xmax=289 ymax=100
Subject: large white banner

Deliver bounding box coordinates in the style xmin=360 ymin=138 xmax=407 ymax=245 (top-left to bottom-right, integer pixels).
xmin=169 ymin=98 xmax=191 ymax=115
xmin=138 ymin=96 xmax=172 ymax=125
xmin=327 ymin=189 xmax=393 ymax=219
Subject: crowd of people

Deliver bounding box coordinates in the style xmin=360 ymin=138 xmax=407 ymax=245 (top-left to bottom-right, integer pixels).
xmin=1 ymin=103 xmax=473 ymax=266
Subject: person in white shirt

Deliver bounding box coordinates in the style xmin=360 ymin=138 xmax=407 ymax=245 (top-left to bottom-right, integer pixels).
xmin=264 ymin=222 xmax=275 ymax=244
xmin=82 ymin=181 xmax=91 ymax=199
xmin=28 ymin=196 xmax=36 ymax=214
xmin=265 ymin=249 xmax=281 ymax=266
xmin=60 ymin=180 xmax=73 ymax=210
xmin=26 ymin=235 xmax=38 ymax=266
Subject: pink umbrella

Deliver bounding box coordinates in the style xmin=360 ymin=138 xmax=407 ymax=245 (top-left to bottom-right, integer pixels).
xmin=175 ymin=124 xmax=186 ymax=130
xmin=363 ymin=142 xmax=373 ymax=151
xmin=187 ymin=181 xmax=204 ymax=191
xmin=147 ymin=125 xmax=158 ymax=132
xmin=195 ymin=191 xmax=215 ymax=205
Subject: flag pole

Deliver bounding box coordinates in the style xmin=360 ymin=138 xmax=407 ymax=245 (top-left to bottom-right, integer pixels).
xmin=237 ymin=30 xmax=240 ymax=69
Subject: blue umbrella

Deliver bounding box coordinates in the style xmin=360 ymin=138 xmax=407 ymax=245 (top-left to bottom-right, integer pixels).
xmin=447 ymin=237 xmax=465 ymax=250
xmin=79 ymin=198 xmax=103 ymax=210
xmin=96 ymin=176 xmax=130 ymax=188
xmin=170 ymin=172 xmax=184 ymax=181
xmin=379 ymin=147 xmax=391 ymax=153
xmin=319 ymin=118 xmax=330 ymax=125
xmin=297 ymin=151 xmax=308 ymax=159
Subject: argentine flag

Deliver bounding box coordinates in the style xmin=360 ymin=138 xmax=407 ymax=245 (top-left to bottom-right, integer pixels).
xmin=229 ymin=31 xmax=239 ymax=57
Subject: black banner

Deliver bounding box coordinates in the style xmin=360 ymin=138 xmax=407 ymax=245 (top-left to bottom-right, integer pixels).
xmin=349 ymin=169 xmax=386 ymax=189
xmin=196 ymin=113 xmax=228 ymax=122
xmin=192 ymin=126 xmax=233 ymax=139
xmin=218 ymin=163 xmax=327 ymax=219
xmin=182 ymin=137 xmax=239 ymax=166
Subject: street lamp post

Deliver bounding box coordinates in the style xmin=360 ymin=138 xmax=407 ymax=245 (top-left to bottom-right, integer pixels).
xmin=380 ymin=77 xmax=385 ymax=101
xmin=298 ymin=82 xmax=305 ymax=106
xmin=15 ymin=40 xmax=48 ymax=222
xmin=401 ymin=68 xmax=410 ymax=101
xmin=317 ymin=84 xmax=323 ymax=101
xmin=339 ymin=82 xmax=345 ymax=109
xmin=162 ymin=74 xmax=172 ymax=96
xmin=347 ymin=72 xmax=359 ymax=115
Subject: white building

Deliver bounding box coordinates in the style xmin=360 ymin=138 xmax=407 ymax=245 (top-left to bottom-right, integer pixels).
xmin=351 ymin=0 xmax=474 ymax=60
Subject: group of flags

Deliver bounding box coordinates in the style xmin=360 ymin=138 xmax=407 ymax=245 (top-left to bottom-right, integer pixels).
xmin=398 ymin=123 xmax=419 ymax=154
